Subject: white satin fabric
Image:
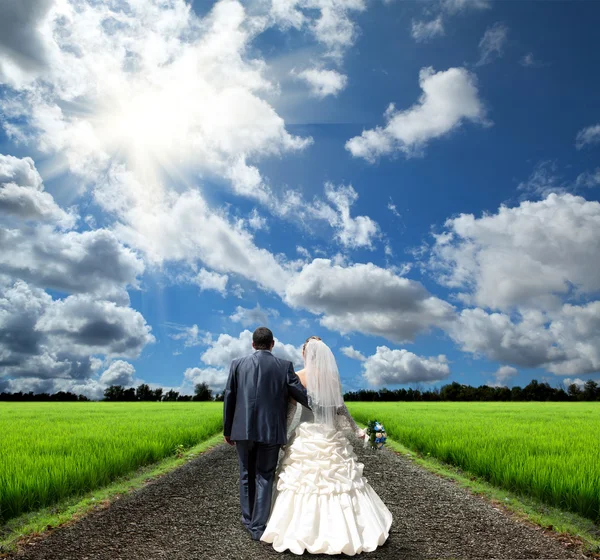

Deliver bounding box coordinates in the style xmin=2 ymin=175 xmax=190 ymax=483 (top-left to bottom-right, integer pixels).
xmin=260 ymin=420 xmax=393 ymax=555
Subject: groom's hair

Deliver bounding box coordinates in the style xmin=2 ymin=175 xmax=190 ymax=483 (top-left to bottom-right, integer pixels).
xmin=253 ymin=327 xmax=274 ymax=350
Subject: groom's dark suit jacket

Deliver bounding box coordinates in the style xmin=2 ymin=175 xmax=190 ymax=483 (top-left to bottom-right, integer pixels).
xmin=223 ymin=350 xmax=309 ymax=445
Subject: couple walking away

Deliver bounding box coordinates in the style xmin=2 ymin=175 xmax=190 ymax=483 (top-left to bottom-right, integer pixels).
xmin=223 ymin=327 xmax=393 ymax=555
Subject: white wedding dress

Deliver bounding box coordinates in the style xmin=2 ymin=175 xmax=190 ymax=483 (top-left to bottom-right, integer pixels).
xmin=260 ymin=402 xmax=393 ymax=555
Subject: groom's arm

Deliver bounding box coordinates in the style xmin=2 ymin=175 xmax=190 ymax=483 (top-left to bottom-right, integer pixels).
xmin=223 ymin=359 xmax=238 ymax=445
xmin=287 ymin=362 xmax=310 ymax=409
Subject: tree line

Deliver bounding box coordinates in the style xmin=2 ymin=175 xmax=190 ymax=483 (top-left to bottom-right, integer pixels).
xmin=0 ymin=383 xmax=222 ymax=402
xmin=102 ymin=383 xmax=223 ymax=402
xmin=343 ymin=379 xmax=600 ymax=402
xmin=1 ymin=379 xmax=599 ymax=403
xmin=0 ymin=391 xmax=91 ymax=402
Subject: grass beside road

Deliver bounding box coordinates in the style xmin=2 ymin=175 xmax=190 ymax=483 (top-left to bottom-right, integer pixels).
xmin=391 ymin=433 xmax=600 ymax=555
xmin=348 ymin=402 xmax=600 ymax=523
xmin=0 ymin=432 xmax=224 ymax=555
xmin=350 ymin=402 xmax=600 ymax=555
xmin=0 ymin=402 xmax=223 ymax=524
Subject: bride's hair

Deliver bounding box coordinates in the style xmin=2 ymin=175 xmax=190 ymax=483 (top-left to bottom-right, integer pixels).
xmin=302 ymin=335 xmax=322 ymax=356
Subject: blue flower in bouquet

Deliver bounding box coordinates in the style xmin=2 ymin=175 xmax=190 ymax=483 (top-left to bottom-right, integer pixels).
xmin=366 ymin=419 xmax=387 ymax=450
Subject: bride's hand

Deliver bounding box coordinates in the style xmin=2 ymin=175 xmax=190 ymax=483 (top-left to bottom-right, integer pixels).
xmin=357 ymin=429 xmax=366 ymax=439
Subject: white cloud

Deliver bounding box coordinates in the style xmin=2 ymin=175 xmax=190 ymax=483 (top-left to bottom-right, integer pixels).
xmin=0 ymin=154 xmax=75 ymax=228
xmin=231 ymin=284 xmax=245 ymax=298
xmin=346 ymin=67 xmax=488 ymax=162
xmin=1 ymin=0 xmax=312 ymax=225
xmin=576 ymin=124 xmax=600 ymax=150
xmin=293 ymin=67 xmax=348 ymax=98
xmin=193 ymin=268 xmax=228 ymax=295
xmin=99 ymin=360 xmax=136 ymax=387
xmin=247 ymin=208 xmax=268 ymax=231
xmin=278 ymin=182 xmax=379 ymax=250
xmin=297 ymin=246 xmax=312 ymax=260
xmin=0 ymin=279 xmax=154 ymax=382
xmin=0 ymin=155 xmax=145 ymax=305
xmin=409 ymin=0 xmax=487 ymax=47
xmin=449 ymin=302 xmax=600 ymax=375
xmin=429 ymin=193 xmax=600 ymax=310
xmin=0 ymin=152 xmax=153 ymax=392
xmin=520 ymin=53 xmax=535 ymax=67
xmin=183 ymin=367 xmax=229 ymax=392
xmin=0 ymin=155 xmax=43 ymax=191
xmin=324 ymin=183 xmax=379 ymax=248
xmin=441 ymin=0 xmax=491 ymax=13
xmin=270 ymin=0 xmax=306 ymax=29
xmin=59 ymin=378 xmax=106 ymax=399
xmin=388 ymin=200 xmax=402 ymax=218
xmin=563 ymin=377 xmax=585 ymax=389
xmin=490 ymin=365 xmax=517 ymax=387
xmin=270 ymin=0 xmax=367 ymax=59
xmin=448 ymin=308 xmax=558 ymax=367
xmin=298 ymin=318 xmax=311 ymax=329
xmin=362 ymin=346 xmax=450 ymax=385
xmin=435 ymin=189 xmax=600 ymax=373
xmin=230 ymin=304 xmax=277 ymax=327
xmin=545 ymin=301 xmax=600 ymax=375
xmin=169 ymin=324 xmax=209 ymax=348
xmin=285 ymin=258 xmax=455 ymax=343
xmin=0 ymin=0 xmax=307 ymax=306
xmin=36 ymin=294 xmax=155 ymax=359
xmin=518 ymin=161 xmax=599 ymax=196
xmin=0 ymin=0 xmax=378 ymax=295
xmin=341 ymin=345 xmax=366 ymax=361
xmin=0 ymin=226 xmax=144 ymax=304
xmin=3 ymin=376 xmax=108 ymax=400
xmin=409 ymin=0 xmax=487 ymax=48
xmin=0 ymin=0 xmax=55 ymax=87
xmin=112 ymin=188 xmax=291 ymax=294
xmin=576 ymin=168 xmax=600 ymax=188
xmin=519 ymin=52 xmax=545 ymax=68
xmin=202 ymin=334 xmax=247 ymax=371
xmin=411 ymin=17 xmax=445 ymax=43
xmin=476 ymin=23 xmax=509 ymax=66
xmin=517 ymin=160 xmax=567 ymax=198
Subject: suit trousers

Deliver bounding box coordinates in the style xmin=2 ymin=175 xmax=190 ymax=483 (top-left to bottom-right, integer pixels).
xmin=235 ymin=440 xmax=281 ymax=540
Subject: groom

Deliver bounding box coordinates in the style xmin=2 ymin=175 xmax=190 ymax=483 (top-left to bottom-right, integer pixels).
xmin=223 ymin=327 xmax=310 ymax=541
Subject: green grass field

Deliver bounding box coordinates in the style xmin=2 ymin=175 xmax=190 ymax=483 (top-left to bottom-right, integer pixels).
xmin=347 ymin=402 xmax=600 ymax=523
xmin=0 ymin=402 xmax=222 ymax=524
xmin=3 ymin=401 xmax=599 ymax=533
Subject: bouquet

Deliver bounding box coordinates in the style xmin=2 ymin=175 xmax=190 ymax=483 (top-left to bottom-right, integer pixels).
xmin=365 ymin=420 xmax=387 ymax=450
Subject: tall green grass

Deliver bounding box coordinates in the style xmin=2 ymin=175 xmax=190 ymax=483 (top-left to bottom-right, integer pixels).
xmin=347 ymin=402 xmax=600 ymax=523
xmin=0 ymin=402 xmax=223 ymax=523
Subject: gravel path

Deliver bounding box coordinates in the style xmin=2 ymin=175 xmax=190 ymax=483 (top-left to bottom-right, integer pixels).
xmin=10 ymin=438 xmax=587 ymax=560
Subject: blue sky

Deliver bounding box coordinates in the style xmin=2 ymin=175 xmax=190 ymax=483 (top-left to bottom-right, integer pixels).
xmin=0 ymin=0 xmax=599 ymax=398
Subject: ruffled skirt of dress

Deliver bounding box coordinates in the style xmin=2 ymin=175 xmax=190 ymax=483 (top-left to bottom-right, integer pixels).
xmin=260 ymin=422 xmax=393 ymax=556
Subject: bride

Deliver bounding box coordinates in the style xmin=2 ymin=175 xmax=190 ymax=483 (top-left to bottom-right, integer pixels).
xmin=260 ymin=336 xmax=393 ymax=555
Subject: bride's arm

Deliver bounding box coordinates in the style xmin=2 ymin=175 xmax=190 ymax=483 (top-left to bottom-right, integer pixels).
xmin=335 ymin=403 xmax=366 ymax=439
xmin=286 ymin=399 xmax=297 ymax=428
